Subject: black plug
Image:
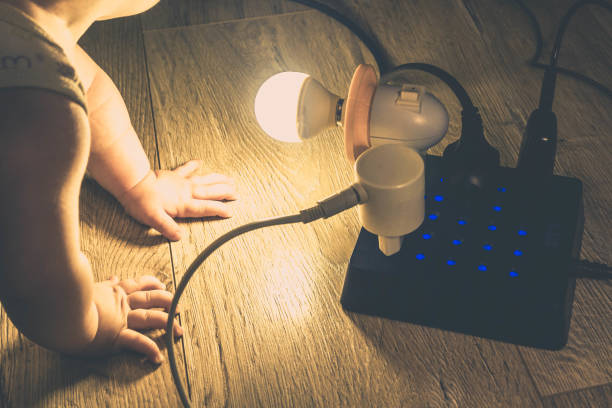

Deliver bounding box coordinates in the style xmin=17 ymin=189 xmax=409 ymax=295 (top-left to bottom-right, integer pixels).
xmin=516 ymin=108 xmax=557 ymax=176
xmin=517 ymin=66 xmax=558 ymax=177
xmin=442 ymin=108 xmax=500 ymax=191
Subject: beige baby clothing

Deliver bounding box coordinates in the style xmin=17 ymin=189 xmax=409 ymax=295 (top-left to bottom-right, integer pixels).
xmin=0 ymin=2 xmax=87 ymax=111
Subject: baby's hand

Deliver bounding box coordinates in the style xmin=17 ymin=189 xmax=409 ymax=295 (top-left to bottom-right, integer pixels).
xmin=119 ymin=160 xmax=237 ymax=240
xmin=89 ymin=276 xmax=182 ymax=364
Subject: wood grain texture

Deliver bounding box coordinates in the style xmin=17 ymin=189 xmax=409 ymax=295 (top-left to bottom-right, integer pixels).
xmin=459 ymin=0 xmax=612 ymax=396
xmin=1 ymin=0 xmax=609 ymax=406
xmin=0 ymin=17 xmax=183 ymax=408
xmin=143 ymin=9 xmax=544 ymax=407
xmin=542 ymin=383 xmax=612 ymax=408
xmin=321 ymin=0 xmax=611 ymax=397
xmin=141 ymin=0 xmax=308 ymax=30
xmin=518 ymin=278 xmax=612 ymax=396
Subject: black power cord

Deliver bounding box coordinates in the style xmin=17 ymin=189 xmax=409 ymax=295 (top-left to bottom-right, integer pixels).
xmin=540 ymin=0 xmax=612 ymax=110
xmin=166 ymin=186 xmax=367 ymax=407
xmin=517 ymin=0 xmax=612 ymax=176
xmin=512 ymin=0 xmax=612 ymax=100
xmin=381 ymin=63 xmax=476 ymax=111
xmin=381 ymin=63 xmax=500 ymax=190
xmin=287 ymin=0 xmax=393 ymax=73
xmin=167 ymin=215 xmax=301 ymax=407
xmin=165 ymin=2 xmax=611 ymax=406
xmin=287 ymin=0 xmax=483 ymax=114
xmin=289 ymin=0 xmax=500 ymax=190
xmin=572 ymin=259 xmax=612 ymax=280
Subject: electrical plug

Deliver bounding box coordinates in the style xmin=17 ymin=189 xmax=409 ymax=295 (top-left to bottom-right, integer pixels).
xmin=442 ymin=108 xmax=500 ymax=191
xmin=516 ymin=108 xmax=557 ymax=177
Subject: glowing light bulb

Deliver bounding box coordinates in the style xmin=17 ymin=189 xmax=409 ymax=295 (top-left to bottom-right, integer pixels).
xmin=254 ymin=72 xmax=309 ymax=143
xmin=255 ymin=71 xmax=341 ymax=143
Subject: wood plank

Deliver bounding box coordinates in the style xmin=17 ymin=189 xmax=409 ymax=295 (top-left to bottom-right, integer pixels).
xmin=141 ymin=0 xmax=307 ymax=30
xmin=0 ymin=17 xmax=184 ymax=407
xmin=542 ymin=383 xmax=612 ymax=408
xmin=457 ymin=0 xmax=612 ymax=396
xmin=519 ymin=278 xmax=612 ymax=396
xmin=330 ymin=0 xmax=611 ymax=397
xmin=143 ymin=9 xmax=544 ymax=406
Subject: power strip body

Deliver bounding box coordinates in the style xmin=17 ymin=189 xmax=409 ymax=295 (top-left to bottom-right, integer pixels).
xmin=342 ymin=155 xmax=583 ymax=349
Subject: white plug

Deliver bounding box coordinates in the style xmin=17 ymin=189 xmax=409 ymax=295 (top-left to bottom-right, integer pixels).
xmin=354 ymin=143 xmax=425 ymax=256
xmin=369 ymin=82 xmax=449 ymax=153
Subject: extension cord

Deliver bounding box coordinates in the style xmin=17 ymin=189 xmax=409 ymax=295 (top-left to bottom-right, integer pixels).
xmin=342 ymin=155 xmax=583 ymax=349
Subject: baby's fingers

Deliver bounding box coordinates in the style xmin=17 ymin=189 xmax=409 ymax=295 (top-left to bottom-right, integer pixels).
xmin=128 ymin=289 xmax=180 ymax=312
xmin=192 ymin=183 xmax=237 ymax=201
xmin=127 ymin=309 xmax=183 ymax=338
xmin=141 ymin=208 xmax=182 ymax=241
xmin=191 ymin=173 xmax=234 ymax=186
xmin=173 ymin=160 xmax=202 ymax=177
xmin=183 ymin=199 xmax=232 ymax=218
xmin=116 ymin=328 xmax=164 ymax=364
xmin=118 ymin=276 xmax=166 ymax=294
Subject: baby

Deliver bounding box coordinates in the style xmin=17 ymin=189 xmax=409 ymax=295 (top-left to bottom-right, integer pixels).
xmin=0 ymin=0 xmax=237 ymax=364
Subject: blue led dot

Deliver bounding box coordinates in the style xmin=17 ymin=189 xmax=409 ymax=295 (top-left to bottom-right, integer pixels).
xmin=518 ymin=230 xmax=527 ymax=236
xmin=483 ymin=244 xmax=492 ymax=251
xmin=498 ymin=187 xmax=506 ymax=192
xmin=416 ymin=253 xmax=425 ymax=260
xmin=452 ymin=239 xmax=462 ymax=246
xmin=493 ymin=205 xmax=502 ymax=212
xmin=478 ymin=264 xmax=487 ymax=271
xmin=428 ymin=213 xmax=439 ymax=220
xmin=514 ymin=250 xmax=523 ymax=256
xmin=447 ymin=259 xmax=456 ymax=266
xmin=509 ymin=271 xmax=519 ymax=277
xmin=488 ymin=225 xmax=497 ymax=231
xmin=423 ymin=233 xmax=432 ymax=240
xmin=434 ymin=195 xmax=444 ymax=202
xmin=440 ymin=177 xmax=444 ymax=182
xmin=458 ymin=219 xmax=467 ymax=225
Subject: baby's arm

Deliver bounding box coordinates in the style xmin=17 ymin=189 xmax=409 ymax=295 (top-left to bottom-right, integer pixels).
xmin=0 ymin=90 xmax=97 ymax=353
xmin=74 ymin=47 xmax=237 ymax=241
xmin=0 ymin=89 xmax=181 ymax=362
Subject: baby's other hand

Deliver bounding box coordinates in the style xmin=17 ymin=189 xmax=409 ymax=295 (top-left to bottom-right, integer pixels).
xmin=89 ymin=276 xmax=182 ymax=364
xmin=119 ymin=160 xmax=237 ymax=240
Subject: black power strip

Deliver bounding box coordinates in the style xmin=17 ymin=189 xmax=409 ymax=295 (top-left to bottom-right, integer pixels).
xmin=341 ymin=155 xmax=584 ymax=349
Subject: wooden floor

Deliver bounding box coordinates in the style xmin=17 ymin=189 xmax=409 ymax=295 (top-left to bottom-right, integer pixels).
xmin=1 ymin=0 xmax=611 ymax=406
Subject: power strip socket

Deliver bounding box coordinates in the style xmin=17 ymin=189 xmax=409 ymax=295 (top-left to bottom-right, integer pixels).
xmin=341 ymin=155 xmax=583 ymax=349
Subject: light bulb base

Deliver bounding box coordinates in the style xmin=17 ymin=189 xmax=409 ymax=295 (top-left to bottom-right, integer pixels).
xmin=296 ymin=76 xmax=340 ymax=140
xmin=335 ymin=98 xmax=344 ymax=126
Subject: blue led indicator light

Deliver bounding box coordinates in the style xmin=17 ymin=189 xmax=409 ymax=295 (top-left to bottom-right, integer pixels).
xmin=514 ymin=250 xmax=523 ymax=256
xmin=483 ymin=244 xmax=492 ymax=251
xmin=493 ymin=205 xmax=501 ymax=212
xmin=428 ymin=213 xmax=438 ymax=220
xmin=434 ymin=195 xmax=444 ymax=202
xmin=478 ymin=265 xmax=487 ymax=271
xmin=452 ymin=239 xmax=462 ymax=246
xmin=458 ymin=219 xmax=467 ymax=225
xmin=509 ymin=271 xmax=519 ymax=277
xmin=423 ymin=233 xmax=432 ymax=240
xmin=488 ymin=225 xmax=497 ymax=231
xmin=447 ymin=259 xmax=456 ymax=266
xmin=440 ymin=177 xmax=444 ymax=182
xmin=498 ymin=187 xmax=506 ymax=192
xmin=416 ymin=253 xmax=425 ymax=260
xmin=518 ymin=230 xmax=527 ymax=236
